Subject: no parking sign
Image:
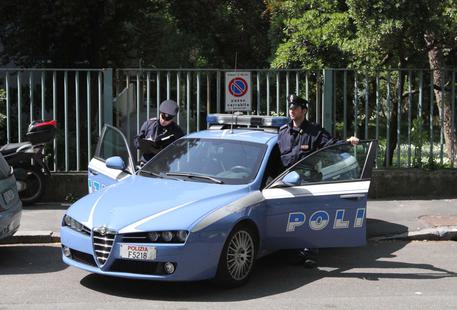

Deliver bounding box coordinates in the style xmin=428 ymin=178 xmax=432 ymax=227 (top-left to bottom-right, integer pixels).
xmin=225 ymin=72 xmax=251 ymax=112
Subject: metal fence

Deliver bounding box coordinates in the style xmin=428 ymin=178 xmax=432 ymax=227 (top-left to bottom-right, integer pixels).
xmin=0 ymin=68 xmax=111 ymax=172
xmin=0 ymin=68 xmax=456 ymax=171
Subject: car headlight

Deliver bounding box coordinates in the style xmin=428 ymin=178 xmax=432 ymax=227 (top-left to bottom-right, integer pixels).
xmin=63 ymin=215 xmax=89 ymax=235
xmin=176 ymin=230 xmax=188 ymax=242
xmin=161 ymin=231 xmax=173 ymax=242
xmin=134 ymin=230 xmax=189 ymax=243
xmin=147 ymin=232 xmax=159 ymax=242
xmin=64 ymin=215 xmax=71 ymax=226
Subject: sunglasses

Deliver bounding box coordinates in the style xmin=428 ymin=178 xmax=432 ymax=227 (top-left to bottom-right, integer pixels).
xmin=160 ymin=113 xmax=174 ymax=121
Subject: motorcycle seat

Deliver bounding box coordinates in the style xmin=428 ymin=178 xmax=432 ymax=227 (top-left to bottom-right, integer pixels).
xmin=0 ymin=142 xmax=32 ymax=155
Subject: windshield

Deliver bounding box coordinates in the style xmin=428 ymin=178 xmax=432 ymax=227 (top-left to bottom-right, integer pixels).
xmin=141 ymin=138 xmax=266 ymax=185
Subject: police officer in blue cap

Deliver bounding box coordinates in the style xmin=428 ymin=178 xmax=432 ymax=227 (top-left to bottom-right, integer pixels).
xmin=278 ymin=94 xmax=359 ymax=267
xmin=278 ymin=94 xmax=359 ymax=168
xmin=135 ymin=99 xmax=184 ymax=163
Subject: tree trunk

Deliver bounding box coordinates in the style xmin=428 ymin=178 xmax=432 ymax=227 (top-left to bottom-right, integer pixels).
xmin=425 ymin=32 xmax=457 ymax=167
xmin=384 ymin=67 xmax=406 ymax=167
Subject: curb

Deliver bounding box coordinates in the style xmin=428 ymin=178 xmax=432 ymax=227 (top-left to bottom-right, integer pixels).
xmin=369 ymin=226 xmax=457 ymax=242
xmin=3 ymin=226 xmax=457 ymax=245
xmin=0 ymin=231 xmax=61 ymax=244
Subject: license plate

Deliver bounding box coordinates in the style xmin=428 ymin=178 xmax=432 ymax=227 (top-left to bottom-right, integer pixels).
xmin=119 ymin=244 xmax=156 ymax=261
xmin=2 ymin=189 xmax=15 ymax=204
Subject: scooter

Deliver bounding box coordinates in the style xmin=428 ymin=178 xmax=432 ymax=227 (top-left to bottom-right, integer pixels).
xmin=0 ymin=120 xmax=56 ymax=205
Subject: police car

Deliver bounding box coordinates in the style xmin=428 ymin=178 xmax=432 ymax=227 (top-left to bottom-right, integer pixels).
xmin=60 ymin=114 xmax=377 ymax=287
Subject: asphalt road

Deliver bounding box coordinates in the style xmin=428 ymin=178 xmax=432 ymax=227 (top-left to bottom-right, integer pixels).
xmin=1 ymin=240 xmax=456 ymax=310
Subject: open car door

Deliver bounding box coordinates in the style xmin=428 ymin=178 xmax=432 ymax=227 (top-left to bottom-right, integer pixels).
xmin=262 ymin=140 xmax=377 ymax=250
xmin=87 ymin=125 xmax=135 ymax=193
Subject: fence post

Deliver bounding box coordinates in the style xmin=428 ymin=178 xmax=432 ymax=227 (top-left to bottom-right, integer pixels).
xmin=322 ymin=69 xmax=334 ymax=134
xmin=103 ymin=68 xmax=113 ymax=126
xmin=216 ymin=70 xmax=221 ymax=113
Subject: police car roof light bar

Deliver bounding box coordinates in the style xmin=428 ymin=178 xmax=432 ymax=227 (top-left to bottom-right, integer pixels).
xmin=206 ymin=114 xmax=289 ymax=130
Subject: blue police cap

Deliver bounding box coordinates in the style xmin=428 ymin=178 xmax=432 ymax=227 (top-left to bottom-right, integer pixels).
xmin=288 ymin=94 xmax=308 ymax=109
xmin=159 ymin=100 xmax=179 ymax=116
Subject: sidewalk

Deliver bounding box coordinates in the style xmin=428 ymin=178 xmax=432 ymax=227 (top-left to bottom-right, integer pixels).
xmin=2 ymin=199 xmax=457 ymax=244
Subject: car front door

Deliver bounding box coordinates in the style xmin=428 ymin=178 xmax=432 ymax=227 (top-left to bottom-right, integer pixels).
xmin=262 ymin=140 xmax=377 ymax=250
xmin=87 ymin=125 xmax=135 ymax=193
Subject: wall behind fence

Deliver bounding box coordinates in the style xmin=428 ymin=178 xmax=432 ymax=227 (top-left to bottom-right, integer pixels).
xmin=0 ymin=68 xmax=455 ymax=172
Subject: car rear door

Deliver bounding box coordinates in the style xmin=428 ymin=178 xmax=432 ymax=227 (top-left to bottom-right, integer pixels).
xmin=262 ymin=140 xmax=377 ymax=250
xmin=87 ymin=124 xmax=135 ymax=193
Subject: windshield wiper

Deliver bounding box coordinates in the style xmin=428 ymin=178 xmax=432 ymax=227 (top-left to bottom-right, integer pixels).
xmin=166 ymin=172 xmax=224 ymax=184
xmin=139 ymin=170 xmax=163 ymax=178
xmin=139 ymin=170 xmax=181 ymax=181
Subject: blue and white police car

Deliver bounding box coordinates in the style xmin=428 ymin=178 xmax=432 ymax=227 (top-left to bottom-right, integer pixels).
xmin=61 ymin=114 xmax=377 ymax=287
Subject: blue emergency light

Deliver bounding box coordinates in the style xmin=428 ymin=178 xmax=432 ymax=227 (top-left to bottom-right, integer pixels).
xmin=206 ymin=114 xmax=289 ymax=129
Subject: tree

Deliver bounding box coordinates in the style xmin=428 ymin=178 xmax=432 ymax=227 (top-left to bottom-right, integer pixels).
xmin=348 ymin=0 xmax=457 ymax=166
xmin=267 ymin=0 xmax=352 ymax=69
xmin=422 ymin=0 xmax=457 ymax=166
xmin=169 ymin=0 xmax=271 ymax=68
xmin=0 ymin=0 xmax=271 ymax=69
xmin=0 ymin=0 xmax=191 ymax=68
xmin=268 ymin=0 xmax=457 ymax=166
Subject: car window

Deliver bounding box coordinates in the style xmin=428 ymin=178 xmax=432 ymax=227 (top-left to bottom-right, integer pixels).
xmin=290 ymin=142 xmax=370 ymax=185
xmin=97 ymin=127 xmax=131 ymax=166
xmin=261 ymin=145 xmax=284 ymax=189
xmin=0 ymin=153 xmax=11 ymax=178
xmin=142 ymin=138 xmax=266 ymax=185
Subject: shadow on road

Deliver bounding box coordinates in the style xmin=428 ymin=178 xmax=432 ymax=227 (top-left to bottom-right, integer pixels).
xmin=79 ymin=220 xmax=457 ymax=301
xmin=0 ymin=244 xmax=68 ymax=275
xmin=367 ymin=219 xmax=408 ymax=238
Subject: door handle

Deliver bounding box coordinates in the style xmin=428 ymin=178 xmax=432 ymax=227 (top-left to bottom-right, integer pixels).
xmin=89 ymin=169 xmax=98 ymax=176
xmin=340 ymin=193 xmax=365 ymax=200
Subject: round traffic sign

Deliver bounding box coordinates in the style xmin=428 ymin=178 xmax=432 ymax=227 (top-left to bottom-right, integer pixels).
xmin=228 ymin=77 xmax=248 ymax=97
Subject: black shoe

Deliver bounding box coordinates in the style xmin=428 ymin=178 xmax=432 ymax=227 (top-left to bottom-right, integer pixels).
xmin=303 ymin=257 xmax=317 ymax=268
xmin=299 ymin=248 xmax=318 ymax=268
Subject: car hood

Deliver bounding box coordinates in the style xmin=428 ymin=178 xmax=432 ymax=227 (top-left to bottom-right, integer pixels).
xmin=68 ymin=175 xmax=250 ymax=233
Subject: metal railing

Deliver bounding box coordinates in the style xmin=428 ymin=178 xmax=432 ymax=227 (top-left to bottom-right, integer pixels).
xmin=0 ymin=68 xmax=109 ymax=172
xmin=0 ymin=68 xmax=455 ymax=171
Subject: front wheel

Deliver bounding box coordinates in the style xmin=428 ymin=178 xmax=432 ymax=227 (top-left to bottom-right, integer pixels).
xmin=18 ymin=166 xmax=46 ymax=205
xmin=214 ymin=225 xmax=257 ymax=288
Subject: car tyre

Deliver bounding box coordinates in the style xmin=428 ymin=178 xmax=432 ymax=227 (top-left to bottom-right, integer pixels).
xmin=214 ymin=224 xmax=257 ymax=288
xmin=18 ymin=166 xmax=45 ymax=205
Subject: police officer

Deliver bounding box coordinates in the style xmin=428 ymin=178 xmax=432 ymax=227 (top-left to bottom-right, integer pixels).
xmin=135 ymin=99 xmax=184 ymax=163
xmin=278 ymin=94 xmax=359 ymax=168
xmin=278 ymin=94 xmax=359 ymax=267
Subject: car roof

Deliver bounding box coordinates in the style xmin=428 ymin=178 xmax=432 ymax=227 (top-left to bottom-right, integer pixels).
xmin=186 ymin=128 xmax=278 ymax=145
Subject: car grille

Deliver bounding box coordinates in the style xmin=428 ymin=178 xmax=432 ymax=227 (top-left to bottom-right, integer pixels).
xmin=109 ymin=259 xmax=171 ymax=275
xmin=70 ymin=249 xmax=97 ymax=267
xmin=92 ymin=230 xmax=115 ymax=266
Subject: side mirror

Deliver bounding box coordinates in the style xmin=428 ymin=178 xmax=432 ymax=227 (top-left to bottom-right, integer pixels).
xmin=282 ymin=171 xmax=301 ymax=187
xmin=105 ymin=156 xmax=125 ymax=171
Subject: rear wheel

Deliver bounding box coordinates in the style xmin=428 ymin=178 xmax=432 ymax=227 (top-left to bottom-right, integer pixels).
xmin=18 ymin=166 xmax=45 ymax=205
xmin=214 ymin=224 xmax=257 ymax=287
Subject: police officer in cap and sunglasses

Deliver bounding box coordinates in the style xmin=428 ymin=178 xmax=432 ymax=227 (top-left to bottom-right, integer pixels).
xmin=135 ymin=99 xmax=184 ymax=163
xmin=278 ymin=94 xmax=359 ymax=267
